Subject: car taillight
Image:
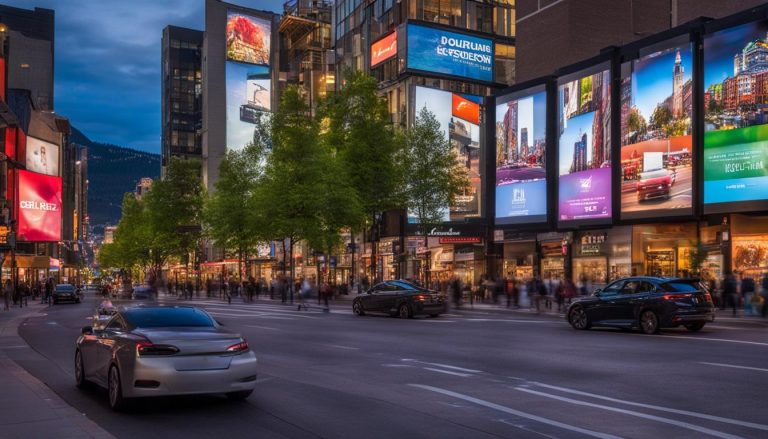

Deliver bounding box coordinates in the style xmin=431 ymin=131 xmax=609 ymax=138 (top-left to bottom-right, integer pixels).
xmin=662 ymin=293 xmax=692 ymax=301
xmin=704 ymin=293 xmax=713 ymax=302
xmin=227 ymin=341 xmax=249 ymax=352
xmin=136 ymin=342 xmax=179 ymax=356
xmin=414 ymin=295 xmax=429 ymax=301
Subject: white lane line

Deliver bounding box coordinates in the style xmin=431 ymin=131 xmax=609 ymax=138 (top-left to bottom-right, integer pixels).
xmin=700 ymin=362 xmax=768 ymax=374
xmin=652 ymin=334 xmax=768 ymax=347
xmin=402 ymin=359 xmax=483 ymax=373
xmin=466 ymin=318 xmax=556 ymax=323
xmin=243 ymin=325 xmax=281 ymax=331
xmin=410 ymin=384 xmax=623 ymax=439
xmin=515 ymin=387 xmax=742 ymax=439
xmin=416 ymin=319 xmax=456 ymax=323
xmin=0 ymin=345 xmax=28 ymax=349
xmin=324 ymin=344 xmax=359 ymax=350
xmin=422 ymin=367 xmax=472 ymax=377
xmin=529 ymin=381 xmax=768 ymax=432
xmin=207 ymin=312 xmax=296 ymax=319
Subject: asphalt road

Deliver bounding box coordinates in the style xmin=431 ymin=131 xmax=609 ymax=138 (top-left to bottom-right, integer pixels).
xmin=9 ymin=290 xmax=768 ymax=439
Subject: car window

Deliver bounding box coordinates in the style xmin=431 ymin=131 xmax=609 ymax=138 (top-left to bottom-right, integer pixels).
xmin=124 ymin=308 xmax=215 ymax=328
xmin=659 ymin=281 xmax=701 ymax=292
xmin=637 ymin=281 xmax=655 ymax=294
xmin=620 ymin=281 xmax=639 ymax=294
xmin=601 ymin=281 xmax=624 ymax=294
xmin=106 ymin=317 xmax=125 ymax=331
xmin=390 ymin=281 xmax=424 ymax=291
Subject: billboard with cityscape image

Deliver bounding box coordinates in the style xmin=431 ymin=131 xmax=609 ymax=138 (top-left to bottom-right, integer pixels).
xmin=557 ymin=67 xmax=612 ymax=223
xmin=412 ymin=86 xmax=483 ymax=222
xmin=225 ymin=62 xmax=270 ymax=151
xmin=495 ymin=86 xmax=548 ymax=225
xmin=620 ymin=40 xmax=694 ymax=219
xmin=703 ymin=21 xmax=768 ymax=211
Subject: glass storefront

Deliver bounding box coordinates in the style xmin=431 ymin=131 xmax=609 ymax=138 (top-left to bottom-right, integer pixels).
xmin=631 ymin=223 xmax=697 ymax=278
xmin=502 ymin=240 xmax=535 ymax=282
xmin=731 ymin=215 xmax=768 ymax=279
xmin=573 ymin=227 xmax=631 ymax=290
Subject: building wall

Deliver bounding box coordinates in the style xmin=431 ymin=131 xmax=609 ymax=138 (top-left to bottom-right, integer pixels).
xmin=202 ymin=0 xmax=228 ymax=192
xmin=0 ymin=5 xmax=54 ymax=111
xmin=517 ymin=0 xmax=768 ymax=82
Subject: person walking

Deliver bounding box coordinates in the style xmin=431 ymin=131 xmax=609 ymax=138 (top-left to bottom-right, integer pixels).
xmin=761 ymin=272 xmax=768 ymax=318
xmin=45 ymin=278 xmax=54 ymax=306
xmin=722 ymin=271 xmax=738 ymax=317
xmin=3 ymin=279 xmax=11 ymax=311
xmin=741 ymin=274 xmax=756 ymax=315
xmin=450 ymin=275 xmax=462 ymax=309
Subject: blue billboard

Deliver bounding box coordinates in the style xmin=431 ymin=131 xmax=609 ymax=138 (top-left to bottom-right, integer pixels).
xmin=407 ymin=23 xmax=494 ymax=83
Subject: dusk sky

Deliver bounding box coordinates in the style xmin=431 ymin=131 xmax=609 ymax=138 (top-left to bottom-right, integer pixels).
xmin=3 ymin=0 xmax=283 ymax=153
xmin=704 ymin=20 xmax=768 ymax=89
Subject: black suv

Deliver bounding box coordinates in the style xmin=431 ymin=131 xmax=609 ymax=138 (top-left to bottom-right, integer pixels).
xmin=566 ymin=277 xmax=715 ymax=334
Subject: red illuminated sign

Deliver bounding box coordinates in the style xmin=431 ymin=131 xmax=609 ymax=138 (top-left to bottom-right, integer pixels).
xmin=17 ymin=170 xmax=62 ymax=242
xmin=438 ymin=236 xmax=482 ymax=244
xmin=452 ymin=94 xmax=480 ymax=125
xmin=370 ymin=31 xmax=397 ymax=68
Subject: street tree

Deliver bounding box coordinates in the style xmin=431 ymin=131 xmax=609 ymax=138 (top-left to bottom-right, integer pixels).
xmin=323 ymin=71 xmax=404 ymax=281
xmin=97 ymin=193 xmax=152 ymax=281
xmin=402 ymin=106 xmax=468 ymax=244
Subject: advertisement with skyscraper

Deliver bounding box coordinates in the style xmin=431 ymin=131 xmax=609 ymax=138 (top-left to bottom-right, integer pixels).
xmin=495 ymin=86 xmax=548 ymax=225
xmin=557 ymin=67 xmax=612 ymax=223
xmin=413 ymin=86 xmax=483 ymax=222
xmin=620 ymin=40 xmax=694 ymax=219
xmin=703 ymin=21 xmax=768 ymax=212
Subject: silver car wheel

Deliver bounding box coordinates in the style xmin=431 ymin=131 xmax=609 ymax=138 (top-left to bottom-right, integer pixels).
xmin=353 ymin=301 xmax=364 ymax=316
xmin=109 ymin=366 xmax=122 ymax=409
xmin=75 ymin=351 xmax=85 ymax=387
xmin=569 ymin=307 xmax=589 ymax=330
xmin=640 ymin=311 xmax=659 ymax=334
xmin=398 ymin=304 xmax=411 ymax=319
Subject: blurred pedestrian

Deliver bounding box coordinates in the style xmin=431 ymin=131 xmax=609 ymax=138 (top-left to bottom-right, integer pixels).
xmin=494 ymin=277 xmax=504 ymax=305
xmin=761 ymin=272 xmax=768 ymax=318
xmin=722 ymin=271 xmax=738 ymax=316
xmin=741 ymin=274 xmax=756 ymax=315
xmin=451 ymin=275 xmax=462 ymax=309
xmin=3 ymin=279 xmax=11 ymax=311
xmin=320 ymin=281 xmax=331 ymax=309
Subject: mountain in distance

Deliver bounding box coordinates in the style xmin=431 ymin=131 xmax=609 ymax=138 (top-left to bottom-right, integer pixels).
xmin=70 ymin=127 xmax=160 ymax=231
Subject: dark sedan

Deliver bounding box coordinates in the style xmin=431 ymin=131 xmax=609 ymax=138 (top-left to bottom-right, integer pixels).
xmin=352 ymin=280 xmax=446 ymax=318
xmin=53 ymin=284 xmax=83 ymax=304
xmin=566 ymin=277 xmax=715 ymax=334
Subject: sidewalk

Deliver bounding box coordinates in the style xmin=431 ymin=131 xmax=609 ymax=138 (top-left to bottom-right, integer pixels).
xmin=0 ymin=302 xmax=115 ymax=439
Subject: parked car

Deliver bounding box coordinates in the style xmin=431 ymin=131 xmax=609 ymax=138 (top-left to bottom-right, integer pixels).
xmin=131 ymin=285 xmax=154 ymax=301
xmin=53 ymin=284 xmax=83 ymax=304
xmin=352 ymin=280 xmax=446 ymax=319
xmin=75 ymin=306 xmax=258 ymax=410
xmin=637 ymin=169 xmax=676 ymax=201
xmin=566 ymin=277 xmax=715 ymax=334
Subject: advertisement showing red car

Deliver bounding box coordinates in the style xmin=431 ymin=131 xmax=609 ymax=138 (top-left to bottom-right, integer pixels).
xmin=17 ymin=169 xmax=62 ymax=242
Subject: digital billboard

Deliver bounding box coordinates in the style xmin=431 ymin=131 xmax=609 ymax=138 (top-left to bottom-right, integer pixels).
xmin=226 ymin=62 xmax=270 ymax=151
xmin=557 ymin=66 xmax=612 ymax=224
xmin=371 ymin=31 xmax=397 ymax=68
xmin=413 ymin=86 xmax=483 ymax=222
xmin=226 ymin=11 xmax=271 ymax=66
xmin=620 ymin=40 xmax=693 ymax=219
xmin=407 ymin=24 xmax=494 ymax=83
xmin=26 ymin=136 xmax=60 ymax=176
xmin=17 ymin=170 xmax=62 ymax=242
xmin=703 ymin=21 xmax=768 ymax=212
xmin=495 ymin=86 xmax=548 ymax=225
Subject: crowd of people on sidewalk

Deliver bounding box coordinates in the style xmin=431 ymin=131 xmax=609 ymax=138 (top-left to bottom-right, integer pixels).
xmin=3 ymin=278 xmax=57 ymax=311
xmin=707 ymin=271 xmax=768 ymax=318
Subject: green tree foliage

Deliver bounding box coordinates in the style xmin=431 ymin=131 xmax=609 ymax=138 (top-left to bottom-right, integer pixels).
xmin=97 ymin=193 xmax=151 ymax=276
xmin=402 ymin=107 xmax=468 ymax=241
xmin=627 ymin=108 xmax=647 ymax=136
xmin=650 ymin=104 xmax=672 ymax=131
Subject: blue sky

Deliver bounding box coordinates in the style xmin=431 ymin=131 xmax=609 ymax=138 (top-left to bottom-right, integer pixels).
xmin=2 ymin=0 xmax=283 ymax=153
xmin=704 ymin=20 xmax=768 ymax=89
xmin=631 ymin=45 xmax=692 ymax=119
xmin=558 ymin=111 xmax=594 ymax=176
xmin=495 ymin=90 xmax=547 ymax=145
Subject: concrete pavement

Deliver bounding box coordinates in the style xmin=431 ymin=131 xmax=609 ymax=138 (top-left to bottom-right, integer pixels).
xmin=0 ymin=301 xmax=115 ymax=439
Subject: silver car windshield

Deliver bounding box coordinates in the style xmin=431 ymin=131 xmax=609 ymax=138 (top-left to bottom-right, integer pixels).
xmin=123 ymin=308 xmax=215 ymax=328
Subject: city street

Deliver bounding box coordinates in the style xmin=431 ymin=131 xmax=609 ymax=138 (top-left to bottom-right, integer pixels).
xmin=6 ymin=290 xmax=768 ymax=439
xmin=621 ymin=166 xmax=693 ymax=212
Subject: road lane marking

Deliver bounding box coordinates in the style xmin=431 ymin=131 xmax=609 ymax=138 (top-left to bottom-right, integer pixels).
xmin=422 ymin=367 xmax=472 ymax=377
xmin=401 ymin=359 xmax=483 ymax=373
xmin=466 ymin=318 xmax=557 ymax=323
xmin=243 ymin=325 xmax=281 ymax=331
xmin=651 ymin=334 xmax=768 ymax=347
xmin=324 ymin=344 xmax=359 ymax=350
xmin=515 ymin=387 xmax=743 ymax=439
xmin=207 ymin=312 xmax=296 ymax=319
xmin=528 ymin=381 xmax=768 ymax=432
xmin=700 ymin=362 xmax=768 ymax=374
xmin=416 ymin=319 xmax=456 ymax=323
xmin=410 ymin=384 xmax=623 ymax=439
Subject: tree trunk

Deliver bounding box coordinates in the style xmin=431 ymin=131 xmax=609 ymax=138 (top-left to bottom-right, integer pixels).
xmin=350 ymin=230 xmax=356 ymax=290
xmin=289 ymin=237 xmax=295 ymax=303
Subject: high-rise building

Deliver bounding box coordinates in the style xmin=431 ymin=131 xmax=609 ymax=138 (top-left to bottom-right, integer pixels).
xmin=520 ymin=127 xmax=528 ymax=159
xmin=134 ymin=177 xmax=153 ymax=200
xmin=672 ymin=49 xmax=684 ymax=117
xmin=571 ymin=131 xmax=587 ymax=173
xmin=516 ymin=0 xmax=768 ymax=82
xmin=278 ymin=0 xmax=334 ymax=114
xmin=161 ymin=25 xmax=203 ymax=177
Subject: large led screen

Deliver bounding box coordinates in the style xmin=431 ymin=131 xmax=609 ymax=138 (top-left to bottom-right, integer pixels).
xmin=226 ymin=11 xmax=271 ymax=66
xmin=620 ymin=41 xmax=693 ymax=219
xmin=703 ymin=21 xmax=768 ymax=212
xmin=17 ymin=170 xmax=62 ymax=242
xmin=495 ymin=86 xmax=548 ymax=225
xmin=407 ymin=24 xmax=494 ymax=83
xmin=26 ymin=136 xmax=60 ymax=176
xmin=371 ymin=31 xmax=397 ymax=68
xmin=226 ymin=62 xmax=270 ymax=151
xmin=558 ymin=67 xmax=612 ymax=223
xmin=412 ymin=86 xmax=483 ymax=222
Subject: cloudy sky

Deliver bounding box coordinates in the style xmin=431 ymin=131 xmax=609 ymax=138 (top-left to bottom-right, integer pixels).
xmin=3 ymin=0 xmax=283 ymax=153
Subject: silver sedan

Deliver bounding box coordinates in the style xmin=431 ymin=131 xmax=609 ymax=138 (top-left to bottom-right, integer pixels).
xmin=75 ymin=306 xmax=258 ymax=410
